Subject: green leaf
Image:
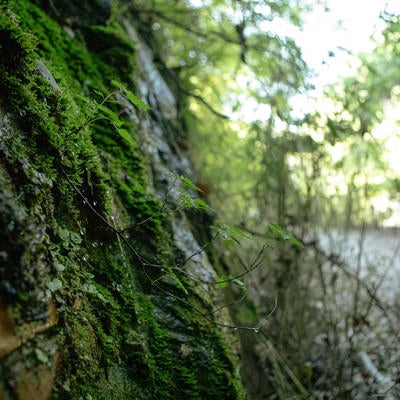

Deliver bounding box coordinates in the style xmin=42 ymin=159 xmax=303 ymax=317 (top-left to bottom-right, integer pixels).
xmin=69 ymin=232 xmax=82 ymax=244
xmin=215 ymin=274 xmax=234 ymax=288
xmin=167 ymin=269 xmax=188 ymax=294
xmin=124 ymin=88 xmax=151 ymax=110
xmin=35 ymin=348 xmax=49 ymax=364
xmin=227 ymin=239 xmax=239 ymax=247
xmin=117 ymin=128 xmax=135 ymax=146
xmin=111 ymin=80 xmax=150 ymax=110
xmin=54 ymin=262 xmax=65 ymax=272
xmin=48 ymin=278 xmax=63 ymax=292
xmin=93 ymin=89 xmax=105 ymax=99
xmin=194 ymin=198 xmax=210 ymax=211
xmin=110 ymin=79 xmax=124 ymax=90
xmin=96 ymin=104 xmax=121 ymax=124
xmin=233 ymin=278 xmax=246 ymax=290
xmin=17 ymin=290 xmax=29 ymax=302
xmin=181 ymin=176 xmax=200 ymax=191
xmin=211 ymin=220 xmax=251 ymax=245
xmin=62 ymin=381 xmax=71 ymax=392
xmin=178 ymin=189 xmax=194 ymax=208
xmin=229 ymin=225 xmax=252 ymax=240
xmin=84 ymin=283 xmax=110 ymax=303
xmin=268 ymin=223 xmax=285 ymax=236
xmin=59 ymin=228 xmax=70 ymax=241
xmin=288 ymin=236 xmax=304 ymax=248
xmin=266 ymin=223 xmax=304 ymax=248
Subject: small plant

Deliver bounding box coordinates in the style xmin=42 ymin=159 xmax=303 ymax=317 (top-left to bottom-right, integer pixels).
xmin=61 ymin=84 xmax=307 ymax=333
xmin=212 ymin=220 xmax=251 ymax=247
xmin=110 ymin=80 xmax=150 ymax=110
xmin=266 ymin=223 xmax=304 ymax=248
xmin=76 ymin=80 xmax=150 ymax=147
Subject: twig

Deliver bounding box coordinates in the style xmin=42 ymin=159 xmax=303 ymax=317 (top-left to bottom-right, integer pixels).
xmin=178 ymin=87 xmax=230 ymax=119
xmin=60 ymin=163 xmax=267 ymax=331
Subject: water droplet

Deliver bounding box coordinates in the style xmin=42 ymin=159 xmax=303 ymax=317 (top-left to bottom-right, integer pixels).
xmin=93 ymin=201 xmax=97 ymax=206
xmin=253 ymin=328 xmax=260 ymax=334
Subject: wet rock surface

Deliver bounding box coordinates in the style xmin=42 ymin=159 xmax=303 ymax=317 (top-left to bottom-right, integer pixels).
xmin=40 ymin=0 xmax=112 ymax=26
xmin=0 ymin=3 xmax=242 ymax=399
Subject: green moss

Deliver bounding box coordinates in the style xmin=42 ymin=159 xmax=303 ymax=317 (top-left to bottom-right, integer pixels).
xmin=0 ymin=1 xmax=243 ymax=399
xmin=81 ymin=23 xmax=136 ymax=84
xmin=129 ymin=293 xmax=241 ymax=400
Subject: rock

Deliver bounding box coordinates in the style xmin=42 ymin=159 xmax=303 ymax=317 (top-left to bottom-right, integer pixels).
xmin=8 ymin=350 xmax=59 ymax=400
xmin=0 ymin=302 xmax=58 ymax=359
xmin=36 ymin=60 xmax=62 ymax=95
xmin=42 ymin=0 xmax=112 ymax=26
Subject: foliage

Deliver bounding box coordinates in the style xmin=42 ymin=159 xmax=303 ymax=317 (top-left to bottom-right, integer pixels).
xmin=117 ymin=1 xmax=400 ymax=399
xmin=0 ymin=1 xmax=245 ymax=399
xmin=266 ymin=223 xmax=304 ymax=248
xmin=2 ymin=0 xmax=400 ymax=399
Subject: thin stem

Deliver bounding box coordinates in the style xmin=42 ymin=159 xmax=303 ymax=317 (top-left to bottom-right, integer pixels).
xmin=60 ymin=163 xmax=267 ymax=332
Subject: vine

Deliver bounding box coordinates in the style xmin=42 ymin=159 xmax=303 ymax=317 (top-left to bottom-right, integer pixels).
xmin=60 ymin=82 xmax=303 ymax=333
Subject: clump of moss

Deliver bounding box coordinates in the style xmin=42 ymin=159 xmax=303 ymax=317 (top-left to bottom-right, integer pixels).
xmin=0 ymin=1 xmax=244 ymax=399
xmin=81 ymin=23 xmax=136 ymax=84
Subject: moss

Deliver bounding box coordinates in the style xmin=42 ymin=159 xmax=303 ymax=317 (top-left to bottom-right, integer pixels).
xmin=130 ymin=293 xmax=242 ymax=400
xmin=32 ymin=0 xmax=112 ymax=27
xmin=81 ymin=23 xmax=136 ymax=84
xmin=0 ymin=1 xmax=244 ymax=399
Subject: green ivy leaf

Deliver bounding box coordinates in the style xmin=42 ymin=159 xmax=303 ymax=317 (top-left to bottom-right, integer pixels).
xmin=54 ymin=262 xmax=65 ymax=272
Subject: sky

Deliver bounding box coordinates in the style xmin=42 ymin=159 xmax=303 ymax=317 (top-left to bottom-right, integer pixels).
xmin=299 ymin=0 xmax=384 ymax=75
xmin=299 ymin=0 xmax=400 ymax=86
xmin=287 ymin=0 xmax=400 ymax=118
xmin=234 ymin=1 xmax=398 ymax=121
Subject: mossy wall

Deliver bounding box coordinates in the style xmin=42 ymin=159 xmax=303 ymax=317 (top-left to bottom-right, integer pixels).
xmin=0 ymin=1 xmax=243 ymax=398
